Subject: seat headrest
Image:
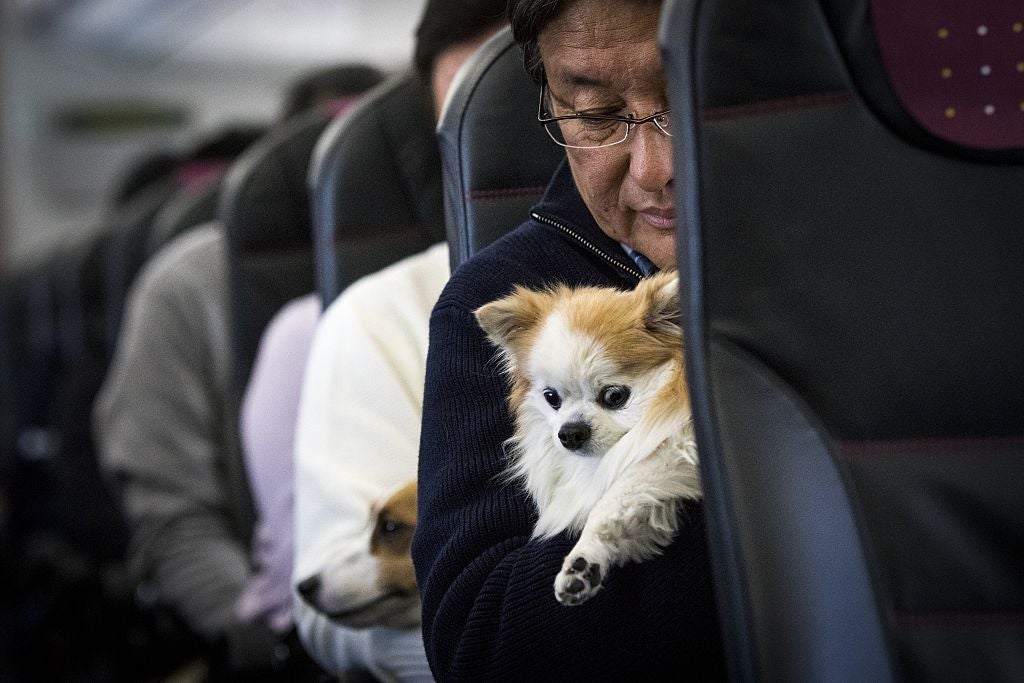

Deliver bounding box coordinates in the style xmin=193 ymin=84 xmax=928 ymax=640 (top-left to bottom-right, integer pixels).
xmin=144 ymin=182 xmax=222 ymax=259
xmin=868 ymin=0 xmax=1024 ymax=150
xmin=438 ymin=27 xmax=566 ymax=271
xmin=309 ymin=71 xmax=446 ymax=306
xmin=685 ymin=0 xmax=1023 ymax=161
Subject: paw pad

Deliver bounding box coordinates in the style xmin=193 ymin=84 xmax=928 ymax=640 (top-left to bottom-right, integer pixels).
xmin=554 ymin=556 xmax=603 ymax=606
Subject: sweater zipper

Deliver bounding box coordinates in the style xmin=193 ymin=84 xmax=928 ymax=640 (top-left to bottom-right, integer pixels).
xmin=531 ymin=211 xmax=643 ymax=282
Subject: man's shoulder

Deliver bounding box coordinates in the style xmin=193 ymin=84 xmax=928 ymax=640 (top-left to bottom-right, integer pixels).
xmin=136 ymin=222 xmax=225 ymax=294
xmin=438 ymin=218 xmax=601 ymax=312
xmin=320 ymin=241 xmax=449 ymax=331
xmin=344 ymin=241 xmax=449 ymax=300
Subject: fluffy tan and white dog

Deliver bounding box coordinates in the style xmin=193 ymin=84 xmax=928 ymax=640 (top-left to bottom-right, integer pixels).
xmin=295 ymin=481 xmax=420 ymax=628
xmin=475 ymin=271 xmax=701 ymax=606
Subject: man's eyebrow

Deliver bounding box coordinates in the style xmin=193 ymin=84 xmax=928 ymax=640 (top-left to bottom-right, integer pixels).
xmin=562 ymin=72 xmax=609 ymax=89
xmin=546 ymin=63 xmax=610 ymax=90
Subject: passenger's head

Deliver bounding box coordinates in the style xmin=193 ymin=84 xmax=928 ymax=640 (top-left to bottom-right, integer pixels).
xmin=414 ymin=0 xmax=509 ymax=120
xmin=511 ymin=0 xmax=675 ymax=271
xmin=280 ymin=63 xmax=386 ymax=120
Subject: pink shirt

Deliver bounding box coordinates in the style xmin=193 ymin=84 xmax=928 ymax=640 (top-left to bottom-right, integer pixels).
xmin=236 ymin=293 xmax=320 ymax=632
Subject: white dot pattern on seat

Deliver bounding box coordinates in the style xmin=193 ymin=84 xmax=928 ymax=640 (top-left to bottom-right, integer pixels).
xmin=869 ymin=0 xmax=1024 ymax=149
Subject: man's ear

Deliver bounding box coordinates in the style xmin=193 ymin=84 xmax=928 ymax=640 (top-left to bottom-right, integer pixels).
xmin=474 ymin=286 xmax=548 ymax=351
xmin=641 ymin=271 xmax=681 ymax=337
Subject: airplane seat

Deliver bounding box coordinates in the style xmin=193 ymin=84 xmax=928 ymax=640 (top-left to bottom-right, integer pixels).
xmin=0 ymin=264 xmax=63 ymax=534
xmin=220 ymin=111 xmax=337 ymax=400
xmin=98 ymin=179 xmax=180 ymax=358
xmin=48 ymin=245 xmax=130 ymax=560
xmin=143 ymin=172 xmax=225 ymax=260
xmin=308 ymin=71 xmax=446 ymax=307
xmin=99 ymin=127 xmax=264 ymax=362
xmin=661 ymin=0 xmax=1024 ymax=679
xmin=437 ymin=27 xmax=564 ymax=269
xmin=0 ymin=275 xmax=19 ymax=473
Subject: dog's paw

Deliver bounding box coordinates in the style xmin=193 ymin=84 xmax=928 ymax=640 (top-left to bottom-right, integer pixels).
xmin=554 ymin=555 xmax=603 ymax=606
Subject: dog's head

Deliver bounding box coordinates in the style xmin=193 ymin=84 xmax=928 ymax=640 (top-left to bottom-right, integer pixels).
xmin=475 ymin=271 xmax=683 ymax=460
xmin=296 ymin=481 xmax=420 ymax=629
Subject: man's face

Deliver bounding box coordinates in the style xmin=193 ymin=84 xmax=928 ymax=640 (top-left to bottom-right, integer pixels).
xmin=538 ymin=0 xmax=675 ymax=271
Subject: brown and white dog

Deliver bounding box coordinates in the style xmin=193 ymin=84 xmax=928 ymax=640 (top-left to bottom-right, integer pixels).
xmin=296 ymin=481 xmax=420 ymax=628
xmin=475 ymin=271 xmax=702 ymax=606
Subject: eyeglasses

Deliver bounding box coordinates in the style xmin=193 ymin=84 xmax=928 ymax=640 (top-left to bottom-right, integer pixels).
xmin=537 ymin=80 xmax=672 ymax=149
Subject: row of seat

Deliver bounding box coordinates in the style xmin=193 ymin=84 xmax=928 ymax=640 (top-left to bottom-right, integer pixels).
xmin=3 ymin=0 xmax=1022 ymax=676
xmin=0 ymin=129 xmax=262 ymax=679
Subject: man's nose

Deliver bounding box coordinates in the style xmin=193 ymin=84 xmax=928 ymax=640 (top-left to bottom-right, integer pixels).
xmin=628 ymin=122 xmax=673 ymax=192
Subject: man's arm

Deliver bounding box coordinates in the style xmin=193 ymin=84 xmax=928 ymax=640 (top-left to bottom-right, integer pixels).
xmin=93 ymin=238 xmax=249 ymax=639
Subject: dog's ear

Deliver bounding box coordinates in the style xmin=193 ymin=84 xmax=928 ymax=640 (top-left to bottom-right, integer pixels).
xmin=640 ymin=271 xmax=681 ymax=337
xmin=475 ymin=286 xmax=547 ymax=351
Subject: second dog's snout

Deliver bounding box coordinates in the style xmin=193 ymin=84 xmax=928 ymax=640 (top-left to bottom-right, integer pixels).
xmin=558 ymin=422 xmax=591 ymax=450
xmin=296 ymin=575 xmax=321 ymax=601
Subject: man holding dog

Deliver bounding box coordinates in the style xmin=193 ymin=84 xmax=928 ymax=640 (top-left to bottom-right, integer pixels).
xmin=412 ymin=0 xmax=725 ymax=679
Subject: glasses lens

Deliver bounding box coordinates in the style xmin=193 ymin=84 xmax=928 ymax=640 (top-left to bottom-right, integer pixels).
xmin=543 ymin=120 xmax=568 ymax=146
xmin=549 ymin=118 xmax=628 ymax=148
xmin=654 ymin=111 xmax=673 ymax=137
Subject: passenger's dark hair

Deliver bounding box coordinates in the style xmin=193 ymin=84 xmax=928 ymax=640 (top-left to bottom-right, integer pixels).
xmin=509 ymin=0 xmax=661 ymax=83
xmin=183 ymin=125 xmax=269 ymax=163
xmin=413 ymin=0 xmax=509 ymax=82
xmin=109 ymin=126 xmax=266 ymax=206
xmin=281 ymin=63 xmax=386 ymax=120
xmin=509 ymin=0 xmax=563 ymax=84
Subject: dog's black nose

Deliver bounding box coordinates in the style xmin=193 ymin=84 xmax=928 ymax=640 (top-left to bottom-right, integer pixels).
xmin=558 ymin=422 xmax=591 ymax=450
xmin=296 ymin=575 xmax=321 ymax=601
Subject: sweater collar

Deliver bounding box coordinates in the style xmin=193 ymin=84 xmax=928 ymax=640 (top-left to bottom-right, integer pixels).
xmin=531 ymin=158 xmax=646 ymax=280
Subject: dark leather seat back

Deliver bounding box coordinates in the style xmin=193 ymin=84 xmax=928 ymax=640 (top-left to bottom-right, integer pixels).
xmin=144 ymin=180 xmax=223 ymax=259
xmin=309 ymin=72 xmax=446 ymax=306
xmin=220 ymin=111 xmax=334 ymax=394
xmin=437 ymin=27 xmax=564 ymax=269
xmin=662 ymin=0 xmax=1024 ymax=679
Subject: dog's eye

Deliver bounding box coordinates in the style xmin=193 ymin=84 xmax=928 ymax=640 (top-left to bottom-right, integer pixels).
xmin=599 ymin=385 xmax=630 ymax=409
xmin=542 ymin=388 xmax=562 ymax=410
xmin=380 ymin=518 xmax=405 ymax=535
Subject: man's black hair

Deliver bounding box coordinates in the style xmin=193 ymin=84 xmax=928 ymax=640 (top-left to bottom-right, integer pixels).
xmin=109 ymin=151 xmax=180 ymax=207
xmin=509 ymin=0 xmax=661 ymax=84
xmin=182 ymin=125 xmax=269 ymax=163
xmin=509 ymin=0 xmax=562 ymax=84
xmin=413 ymin=0 xmax=510 ymax=82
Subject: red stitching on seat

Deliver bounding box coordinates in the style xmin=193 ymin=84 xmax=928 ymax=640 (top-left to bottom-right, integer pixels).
xmin=699 ymin=89 xmax=857 ymax=122
xmin=467 ymin=186 xmax=548 ymax=201
xmin=893 ymin=611 xmax=1024 ymax=627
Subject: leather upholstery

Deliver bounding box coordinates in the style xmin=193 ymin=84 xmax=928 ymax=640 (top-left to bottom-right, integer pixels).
xmin=437 ymin=27 xmax=565 ymax=268
xmin=662 ymin=0 xmax=1024 ymax=679
xmin=309 ymin=72 xmax=446 ymax=306
xmin=144 ymin=181 xmax=222 ymax=259
xmin=220 ymin=110 xmax=332 ymax=395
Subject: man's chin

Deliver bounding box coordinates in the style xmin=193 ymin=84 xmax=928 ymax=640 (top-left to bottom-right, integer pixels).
xmin=631 ymin=233 xmax=677 ymax=271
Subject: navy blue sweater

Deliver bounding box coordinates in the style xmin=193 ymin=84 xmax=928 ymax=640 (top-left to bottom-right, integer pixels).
xmin=412 ymin=161 xmax=725 ymax=681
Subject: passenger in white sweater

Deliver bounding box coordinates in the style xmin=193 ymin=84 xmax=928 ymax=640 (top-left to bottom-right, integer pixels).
xmin=293 ymin=242 xmax=449 ymax=681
